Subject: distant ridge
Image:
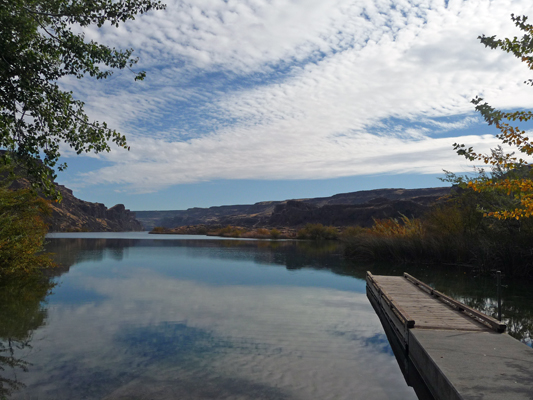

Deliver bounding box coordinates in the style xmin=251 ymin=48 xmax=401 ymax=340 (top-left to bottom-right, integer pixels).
xmin=135 ymin=187 xmax=451 ymax=230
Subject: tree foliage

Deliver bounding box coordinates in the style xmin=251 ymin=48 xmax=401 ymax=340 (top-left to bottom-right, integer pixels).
xmin=0 ymin=0 xmax=165 ymax=196
xmin=454 ymin=14 xmax=533 ymax=220
xmin=0 ymin=174 xmax=55 ymax=278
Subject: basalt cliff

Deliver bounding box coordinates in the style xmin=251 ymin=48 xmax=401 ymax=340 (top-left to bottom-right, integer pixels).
xmin=136 ymin=187 xmax=451 ymax=230
xmin=46 ymin=184 xmax=143 ymax=232
xmin=9 ymin=179 xmax=142 ymax=232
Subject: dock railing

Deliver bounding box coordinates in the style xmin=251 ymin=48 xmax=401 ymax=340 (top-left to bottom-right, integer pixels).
xmin=403 ymin=273 xmax=506 ymax=333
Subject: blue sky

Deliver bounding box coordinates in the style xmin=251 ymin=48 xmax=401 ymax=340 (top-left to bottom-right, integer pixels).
xmin=55 ymin=0 xmax=533 ymax=211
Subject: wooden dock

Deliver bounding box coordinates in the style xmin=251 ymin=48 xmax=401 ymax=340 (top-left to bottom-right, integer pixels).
xmin=367 ymin=272 xmax=533 ymax=400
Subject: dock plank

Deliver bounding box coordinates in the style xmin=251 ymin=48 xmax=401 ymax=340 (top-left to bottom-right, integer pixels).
xmin=410 ymin=330 xmax=533 ymax=400
xmin=367 ymin=273 xmax=533 ymax=400
xmin=374 ymin=276 xmax=486 ymax=332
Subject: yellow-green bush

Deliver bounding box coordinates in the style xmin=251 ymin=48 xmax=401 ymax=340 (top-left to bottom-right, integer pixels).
xmin=0 ymin=183 xmax=54 ymax=277
xmin=270 ymin=228 xmax=281 ymax=239
xmin=255 ymin=228 xmax=270 ymax=238
xmin=216 ymin=225 xmax=245 ymax=237
xmin=340 ymin=226 xmax=367 ymax=238
xmin=342 ymin=193 xmax=528 ymax=273
xmin=370 ymin=215 xmax=424 ymax=237
xmin=297 ymin=223 xmax=338 ymax=240
xmin=151 ymin=226 xmax=169 ymax=233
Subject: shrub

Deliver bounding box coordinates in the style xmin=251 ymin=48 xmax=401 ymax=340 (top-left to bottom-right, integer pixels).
xmin=340 ymin=226 xmax=367 ymax=238
xmin=196 ymin=226 xmax=208 ymax=235
xmin=297 ymin=223 xmax=338 ymax=240
xmin=371 ymin=215 xmax=423 ymax=237
xmin=0 ymin=183 xmax=54 ymax=278
xmin=151 ymin=226 xmax=169 ymax=233
xmin=216 ymin=225 xmax=245 ymax=237
xmin=270 ymin=228 xmax=281 ymax=239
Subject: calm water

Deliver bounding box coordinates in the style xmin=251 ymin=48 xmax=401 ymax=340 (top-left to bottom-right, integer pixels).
xmin=1 ymin=232 xmax=532 ymax=399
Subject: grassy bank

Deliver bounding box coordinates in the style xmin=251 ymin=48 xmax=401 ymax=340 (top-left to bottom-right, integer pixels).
xmin=150 ymin=225 xmax=295 ymax=239
xmin=150 ymin=223 xmax=346 ymax=240
xmin=150 ymin=193 xmax=533 ymax=279
xmin=342 ymin=192 xmax=533 ymax=278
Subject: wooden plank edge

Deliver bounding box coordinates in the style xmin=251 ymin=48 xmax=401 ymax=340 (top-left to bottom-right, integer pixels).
xmin=367 ymin=272 xmax=415 ymax=329
xmin=366 ymin=277 xmax=411 ymax=344
xmin=403 ymin=272 xmax=434 ymax=295
xmin=403 ymin=272 xmax=506 ymax=333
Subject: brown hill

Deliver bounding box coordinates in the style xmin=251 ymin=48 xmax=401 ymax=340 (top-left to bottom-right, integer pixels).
xmin=136 ymin=187 xmax=451 ymax=229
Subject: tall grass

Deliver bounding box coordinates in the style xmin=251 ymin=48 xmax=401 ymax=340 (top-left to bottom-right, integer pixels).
xmin=343 ymin=201 xmax=533 ymax=278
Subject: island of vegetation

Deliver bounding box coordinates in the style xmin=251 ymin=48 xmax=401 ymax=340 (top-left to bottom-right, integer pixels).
xmin=150 ymin=223 xmax=345 ymax=240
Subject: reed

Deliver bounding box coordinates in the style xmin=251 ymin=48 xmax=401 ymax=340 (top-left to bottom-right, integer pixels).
xmin=342 ymin=205 xmax=533 ymax=277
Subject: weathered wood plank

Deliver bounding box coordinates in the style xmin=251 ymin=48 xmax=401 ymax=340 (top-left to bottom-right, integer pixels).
xmin=403 ymin=273 xmax=506 ymax=332
xmin=366 ymin=272 xmax=533 ymax=400
xmin=368 ymin=273 xmax=488 ymax=332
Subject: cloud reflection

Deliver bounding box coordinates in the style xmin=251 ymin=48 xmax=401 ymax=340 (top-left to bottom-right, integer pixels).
xmin=11 ymin=271 xmax=414 ymax=399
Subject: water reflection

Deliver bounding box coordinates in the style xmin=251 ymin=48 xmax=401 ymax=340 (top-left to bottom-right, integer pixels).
xmin=0 ymin=277 xmax=54 ymax=397
xmin=45 ymin=238 xmax=140 ymax=270
xmin=113 ymin=322 xmax=291 ymax=400
xmin=45 ymin=238 xmax=343 ymax=272
xmin=5 ymin=237 xmax=416 ymax=399
xmin=458 ymin=293 xmax=533 ymax=346
xmin=45 ymin=237 xmax=533 ymax=345
xmin=5 ymin=236 xmax=533 ymax=399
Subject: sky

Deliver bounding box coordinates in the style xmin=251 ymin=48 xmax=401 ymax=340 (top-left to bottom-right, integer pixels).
xmin=55 ymin=0 xmax=533 ymax=211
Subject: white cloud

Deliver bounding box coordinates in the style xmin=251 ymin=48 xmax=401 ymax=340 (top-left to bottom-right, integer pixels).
xmin=60 ymin=0 xmax=533 ymax=192
xmin=420 ymin=116 xmax=480 ymax=131
xmin=76 ymin=133 xmax=500 ymax=193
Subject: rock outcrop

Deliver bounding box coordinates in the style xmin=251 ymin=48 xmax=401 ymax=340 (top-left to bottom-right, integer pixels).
xmin=136 ymin=187 xmax=451 ymax=229
xmin=7 ymin=177 xmax=142 ymax=232
xmin=46 ymin=184 xmax=143 ymax=232
xmin=268 ymin=197 xmax=431 ymax=228
xmin=1 ymin=151 xmax=143 ymax=232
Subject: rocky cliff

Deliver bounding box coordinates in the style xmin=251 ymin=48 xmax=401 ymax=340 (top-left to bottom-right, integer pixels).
xmin=8 ymin=178 xmax=142 ymax=232
xmin=46 ymin=184 xmax=143 ymax=232
xmin=136 ymin=187 xmax=451 ymax=229
xmin=1 ymin=150 xmax=142 ymax=232
xmin=268 ymin=197 xmax=432 ymax=227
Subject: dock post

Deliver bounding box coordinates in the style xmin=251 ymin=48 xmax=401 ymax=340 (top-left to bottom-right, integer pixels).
xmin=367 ymin=273 xmax=533 ymax=400
xmin=497 ymin=271 xmax=502 ymax=321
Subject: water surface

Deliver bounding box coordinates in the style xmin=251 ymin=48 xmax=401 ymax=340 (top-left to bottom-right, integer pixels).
xmin=3 ymin=233 xmax=532 ymax=399
xmin=1 ymin=234 xmax=416 ymax=400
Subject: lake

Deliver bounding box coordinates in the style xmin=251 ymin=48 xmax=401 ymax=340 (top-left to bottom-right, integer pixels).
xmin=1 ymin=232 xmax=532 ymax=399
